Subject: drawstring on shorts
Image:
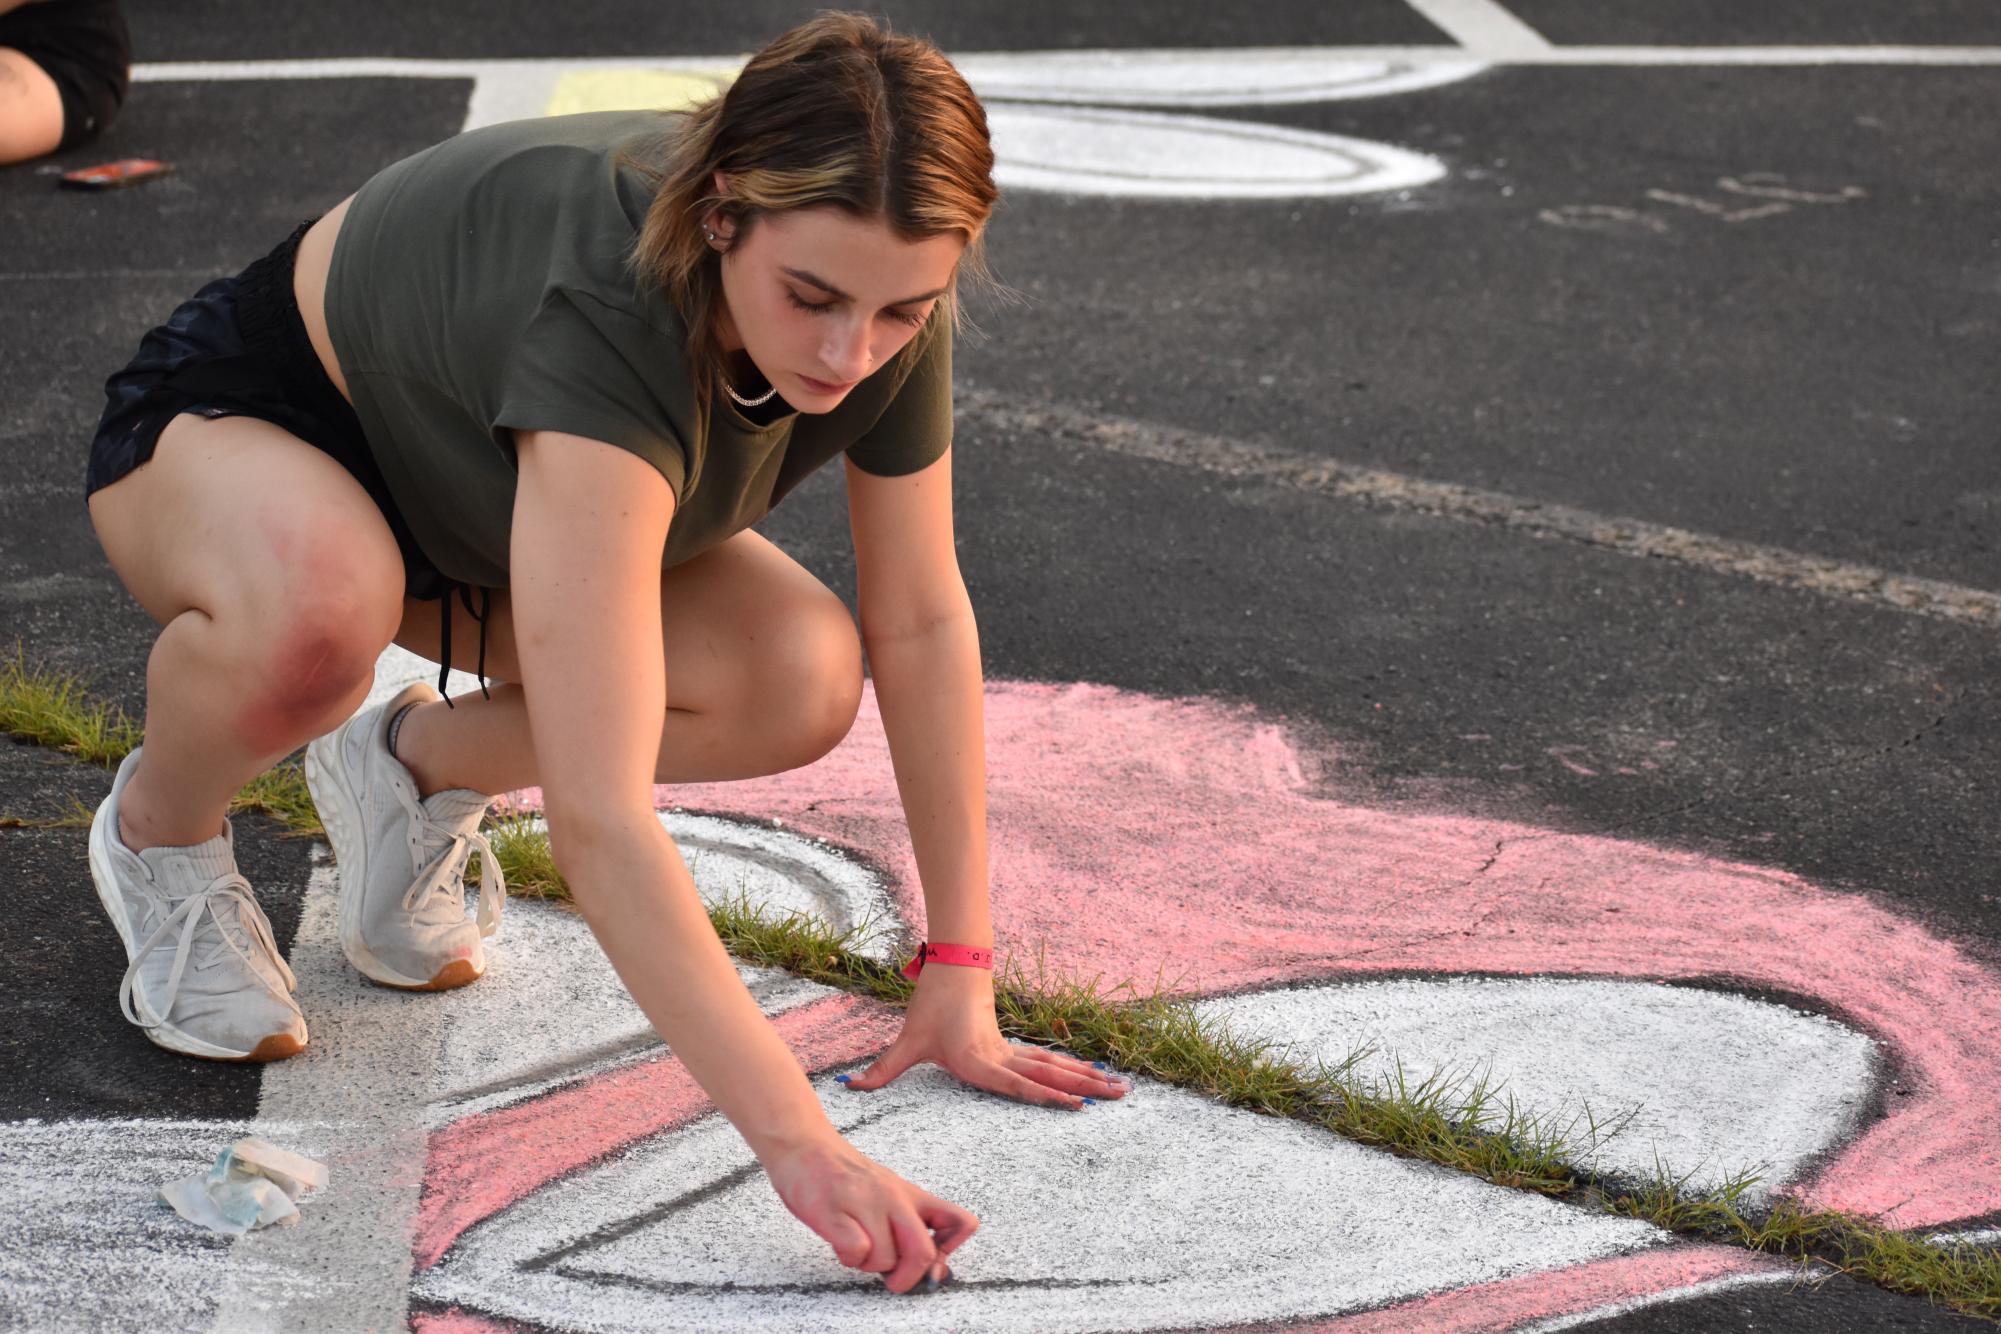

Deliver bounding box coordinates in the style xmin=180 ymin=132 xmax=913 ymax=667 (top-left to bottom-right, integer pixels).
xmin=436 ymin=581 xmax=493 ymax=709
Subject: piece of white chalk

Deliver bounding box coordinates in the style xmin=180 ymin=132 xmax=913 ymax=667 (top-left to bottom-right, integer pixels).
xmin=228 ymin=1137 xmax=330 ymax=1199
xmin=158 ymin=1138 xmax=330 ymax=1235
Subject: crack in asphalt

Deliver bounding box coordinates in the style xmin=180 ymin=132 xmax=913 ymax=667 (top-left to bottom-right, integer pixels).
xmin=1338 ymin=837 xmax=1530 ymax=964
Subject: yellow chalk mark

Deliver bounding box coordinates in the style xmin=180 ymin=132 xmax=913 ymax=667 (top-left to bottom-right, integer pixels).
xmin=544 ymin=68 xmax=739 ymax=117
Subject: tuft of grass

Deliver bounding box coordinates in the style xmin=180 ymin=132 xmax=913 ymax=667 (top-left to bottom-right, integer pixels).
xmin=0 ymin=648 xmax=342 ymax=841
xmin=231 ymin=762 xmax=322 ymax=838
xmin=482 ymin=812 xmax=567 ymax=900
xmin=0 ymin=793 xmax=97 ymax=829
xmin=0 ymin=642 xmax=143 ymax=765
xmin=3 ymin=645 xmax=1997 ymax=1323
xmin=1 ymin=646 xmax=324 ymax=835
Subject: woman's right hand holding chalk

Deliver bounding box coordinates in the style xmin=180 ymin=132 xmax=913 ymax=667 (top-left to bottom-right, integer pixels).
xmin=759 ymin=1133 xmax=977 ymax=1294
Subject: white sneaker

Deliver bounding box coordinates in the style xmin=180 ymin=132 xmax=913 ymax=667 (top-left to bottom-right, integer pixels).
xmin=88 ymin=747 xmax=308 ymax=1062
xmin=304 ymin=681 xmax=503 ymax=990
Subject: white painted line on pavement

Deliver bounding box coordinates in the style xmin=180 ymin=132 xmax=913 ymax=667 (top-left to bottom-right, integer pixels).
xmin=130 ymin=55 xmax=745 ymax=82
xmin=1515 ymin=45 xmax=2001 ymax=65
xmin=128 ymin=46 xmax=2001 ymax=86
xmin=1402 ymin=0 xmax=1553 ymax=57
xmin=961 ymin=387 xmax=2001 ymax=631
xmin=948 ymin=50 xmax=1488 ymax=105
xmin=209 ymin=853 xmax=447 ymax=1332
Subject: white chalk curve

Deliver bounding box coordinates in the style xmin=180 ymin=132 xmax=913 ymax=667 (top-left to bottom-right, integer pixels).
xmin=1196 ymin=976 xmax=1883 ymax=1201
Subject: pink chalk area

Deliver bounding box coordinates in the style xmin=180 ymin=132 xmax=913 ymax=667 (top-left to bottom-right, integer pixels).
xmin=414 ymin=993 xmax=900 ymax=1271
xmin=505 ymin=680 xmax=2001 ymax=1228
xmin=411 ymin=1313 xmax=508 ymax=1334
xmin=1304 ymin=1245 xmax=1783 ymax=1333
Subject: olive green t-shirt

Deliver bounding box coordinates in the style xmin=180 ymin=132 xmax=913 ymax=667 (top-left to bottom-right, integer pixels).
xmin=324 ymin=110 xmax=952 ymax=589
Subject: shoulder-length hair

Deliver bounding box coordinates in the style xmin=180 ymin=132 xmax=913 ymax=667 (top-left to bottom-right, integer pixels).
xmin=631 ymin=12 xmax=999 ymax=412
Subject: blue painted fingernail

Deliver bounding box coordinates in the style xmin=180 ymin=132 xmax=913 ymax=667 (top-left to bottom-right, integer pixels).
xmin=1092 ymin=1061 xmax=1106 ymax=1069
xmin=836 ymin=1074 xmax=852 ymax=1084
xmin=1081 ymin=1097 xmax=1097 ymax=1106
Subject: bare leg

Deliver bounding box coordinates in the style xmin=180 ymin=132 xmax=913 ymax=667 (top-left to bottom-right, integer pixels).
xmin=388 ymin=528 xmax=865 ymax=798
xmin=89 ymin=414 xmax=409 ymax=850
xmin=118 ymin=608 xmax=380 ymax=849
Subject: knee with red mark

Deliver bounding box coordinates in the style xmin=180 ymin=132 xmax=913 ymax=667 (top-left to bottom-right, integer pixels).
xmin=235 ymin=617 xmax=380 ymax=757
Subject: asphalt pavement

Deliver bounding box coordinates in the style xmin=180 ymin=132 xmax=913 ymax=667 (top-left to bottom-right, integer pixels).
xmin=2 ymin=2 xmax=1996 ymax=1330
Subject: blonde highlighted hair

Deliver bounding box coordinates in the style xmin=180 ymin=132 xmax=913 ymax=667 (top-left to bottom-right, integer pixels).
xmin=631 ymin=12 xmax=999 ymax=410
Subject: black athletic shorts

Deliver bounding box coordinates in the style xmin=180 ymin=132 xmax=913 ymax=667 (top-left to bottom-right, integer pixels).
xmin=86 ymin=221 xmax=496 ymax=701
xmin=0 ymin=0 xmax=131 ymax=152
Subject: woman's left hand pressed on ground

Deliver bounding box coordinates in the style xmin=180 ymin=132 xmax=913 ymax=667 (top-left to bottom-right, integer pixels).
xmin=840 ymin=963 xmax=1132 ymax=1108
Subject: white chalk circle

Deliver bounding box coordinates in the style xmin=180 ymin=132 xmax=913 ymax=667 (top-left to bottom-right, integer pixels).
xmin=426 ymin=898 xmax=837 ymax=1125
xmin=415 ymin=1066 xmax=1666 ymax=1331
xmin=1196 ymin=977 xmax=1883 ymax=1200
xmin=661 ymin=810 xmax=905 ymax=962
xmin=446 ymin=805 xmax=906 ymax=966
xmin=987 ymin=105 xmax=1447 ymax=199
xmin=956 ymin=49 xmax=1487 ymax=107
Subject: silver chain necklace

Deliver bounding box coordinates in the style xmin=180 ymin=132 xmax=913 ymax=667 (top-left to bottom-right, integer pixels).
xmin=725 ymin=377 xmax=778 ymax=408
xmin=706 ymin=225 xmax=776 ymax=407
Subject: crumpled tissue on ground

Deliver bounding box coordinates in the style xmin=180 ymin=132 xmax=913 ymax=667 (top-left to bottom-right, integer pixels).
xmin=159 ymin=1137 xmax=330 ymax=1235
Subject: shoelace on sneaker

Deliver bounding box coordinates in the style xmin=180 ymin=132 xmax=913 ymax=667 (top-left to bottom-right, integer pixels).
xmin=118 ymin=871 xmax=297 ymax=1030
xmin=404 ymin=813 xmax=505 ymax=938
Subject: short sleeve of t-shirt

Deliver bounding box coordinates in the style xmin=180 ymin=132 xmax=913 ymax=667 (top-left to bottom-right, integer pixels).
xmin=492 ymin=288 xmax=692 ymax=503
xmin=843 ymin=311 xmax=953 ymax=477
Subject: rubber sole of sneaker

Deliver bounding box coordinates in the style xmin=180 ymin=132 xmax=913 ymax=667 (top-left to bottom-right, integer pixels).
xmin=88 ymin=799 xmax=309 ymax=1062
xmin=376 ymin=957 xmax=483 ymax=992
xmin=304 ymin=724 xmax=486 ymax=992
xmin=183 ymin=1031 xmax=308 ymax=1064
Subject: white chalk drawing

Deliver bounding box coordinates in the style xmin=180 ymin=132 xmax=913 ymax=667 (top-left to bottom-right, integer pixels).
xmin=986 ymin=105 xmax=1446 ymax=200
xmin=1542 ymin=173 xmax=1867 ymax=232
xmin=0 ymin=818 xmax=1910 ymax=1330
xmin=449 ymin=52 xmax=1476 ymax=201
xmin=1196 ymin=977 xmax=1883 ymax=1200
xmin=421 ymin=883 xmax=837 ymax=1129
xmin=414 ymin=1065 xmax=1667 ymax=1333
xmin=386 ymin=825 xmax=1901 ymax=1330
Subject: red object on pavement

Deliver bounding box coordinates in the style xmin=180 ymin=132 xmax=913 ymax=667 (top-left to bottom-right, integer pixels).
xmin=60 ymin=159 xmax=175 ymax=191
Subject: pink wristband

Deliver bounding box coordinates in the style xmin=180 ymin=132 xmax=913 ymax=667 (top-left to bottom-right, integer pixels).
xmin=901 ymin=942 xmax=994 ymax=980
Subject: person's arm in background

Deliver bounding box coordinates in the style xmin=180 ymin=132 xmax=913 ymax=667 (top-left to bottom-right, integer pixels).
xmin=508 ymin=429 xmax=974 ymax=1293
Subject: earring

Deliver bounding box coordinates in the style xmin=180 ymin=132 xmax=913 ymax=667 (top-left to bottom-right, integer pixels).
xmin=704 ymin=226 xmax=718 ymax=245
